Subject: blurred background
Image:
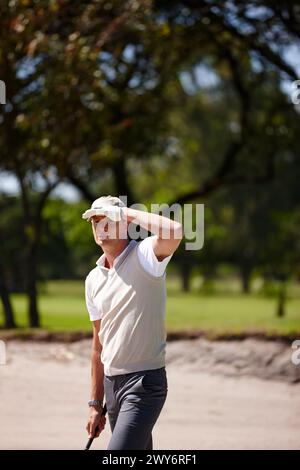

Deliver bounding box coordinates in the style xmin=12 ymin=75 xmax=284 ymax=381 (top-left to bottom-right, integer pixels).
xmin=0 ymin=0 xmax=300 ymax=450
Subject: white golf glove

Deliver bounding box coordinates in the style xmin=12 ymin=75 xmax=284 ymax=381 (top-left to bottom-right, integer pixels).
xmin=92 ymin=205 xmax=124 ymax=222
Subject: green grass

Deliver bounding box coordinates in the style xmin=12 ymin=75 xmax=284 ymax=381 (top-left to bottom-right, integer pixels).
xmin=1 ymin=279 xmax=300 ymax=336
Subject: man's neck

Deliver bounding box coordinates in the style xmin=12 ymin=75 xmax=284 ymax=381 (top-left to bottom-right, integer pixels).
xmin=103 ymin=239 xmax=130 ymax=269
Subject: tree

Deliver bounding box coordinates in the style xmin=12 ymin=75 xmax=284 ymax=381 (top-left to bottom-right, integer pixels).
xmin=1 ymin=0 xmax=300 ymax=327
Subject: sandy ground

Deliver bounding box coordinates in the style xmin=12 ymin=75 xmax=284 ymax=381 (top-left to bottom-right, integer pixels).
xmin=0 ymin=338 xmax=299 ymax=450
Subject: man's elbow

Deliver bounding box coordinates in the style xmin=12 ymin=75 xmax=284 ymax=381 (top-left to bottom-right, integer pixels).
xmin=167 ymin=222 xmax=183 ymax=253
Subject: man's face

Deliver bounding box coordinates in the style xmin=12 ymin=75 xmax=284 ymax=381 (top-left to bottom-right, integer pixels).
xmin=91 ymin=215 xmax=127 ymax=247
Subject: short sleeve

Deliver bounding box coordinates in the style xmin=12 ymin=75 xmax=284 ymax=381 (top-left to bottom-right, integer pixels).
xmin=85 ymin=276 xmax=102 ymax=321
xmin=137 ymin=236 xmax=173 ymax=277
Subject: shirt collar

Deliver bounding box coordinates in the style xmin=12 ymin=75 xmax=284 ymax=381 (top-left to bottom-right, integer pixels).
xmin=96 ymin=239 xmax=136 ymax=269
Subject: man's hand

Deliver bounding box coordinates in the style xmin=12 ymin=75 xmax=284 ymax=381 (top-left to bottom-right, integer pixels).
xmin=93 ymin=205 xmax=124 ymax=222
xmin=86 ymin=406 xmax=107 ymax=438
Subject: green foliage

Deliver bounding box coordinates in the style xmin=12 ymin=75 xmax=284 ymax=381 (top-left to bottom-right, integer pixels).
xmin=41 ymin=198 xmax=100 ymax=279
xmin=1 ymin=1 xmax=300 ymax=327
xmin=0 ymin=195 xmax=27 ymax=292
xmin=1 ymin=280 xmax=299 ymax=336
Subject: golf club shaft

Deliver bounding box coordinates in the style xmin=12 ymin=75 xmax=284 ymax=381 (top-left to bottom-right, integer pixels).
xmin=85 ymin=403 xmax=107 ymax=450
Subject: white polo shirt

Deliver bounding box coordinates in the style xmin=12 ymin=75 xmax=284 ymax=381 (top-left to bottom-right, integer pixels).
xmin=85 ymin=236 xmax=173 ymax=321
xmin=84 ymin=237 xmax=173 ymax=375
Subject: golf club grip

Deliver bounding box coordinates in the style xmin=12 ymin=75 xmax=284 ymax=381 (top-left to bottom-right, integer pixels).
xmin=85 ymin=403 xmax=107 ymax=450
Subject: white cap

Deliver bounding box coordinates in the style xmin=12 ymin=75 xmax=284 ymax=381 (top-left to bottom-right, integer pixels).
xmin=82 ymin=195 xmax=126 ymax=221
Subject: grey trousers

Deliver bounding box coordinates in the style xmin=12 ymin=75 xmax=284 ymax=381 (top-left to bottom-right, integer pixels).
xmin=104 ymin=366 xmax=168 ymax=450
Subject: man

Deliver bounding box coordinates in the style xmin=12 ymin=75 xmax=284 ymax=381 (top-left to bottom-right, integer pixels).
xmin=83 ymin=195 xmax=183 ymax=450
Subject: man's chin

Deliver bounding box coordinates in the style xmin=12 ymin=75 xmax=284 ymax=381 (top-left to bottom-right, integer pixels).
xmin=97 ymin=237 xmax=115 ymax=245
xmin=97 ymin=237 xmax=109 ymax=243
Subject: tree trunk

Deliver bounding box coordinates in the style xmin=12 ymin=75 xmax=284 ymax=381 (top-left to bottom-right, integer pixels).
xmin=276 ymin=282 xmax=286 ymax=318
xmin=26 ymin=244 xmax=40 ymax=327
xmin=241 ymin=265 xmax=252 ymax=294
xmin=180 ymin=264 xmax=191 ymax=292
xmin=0 ymin=262 xmax=16 ymax=328
xmin=112 ymin=158 xmax=134 ymax=206
xmin=16 ymin=175 xmax=59 ymax=328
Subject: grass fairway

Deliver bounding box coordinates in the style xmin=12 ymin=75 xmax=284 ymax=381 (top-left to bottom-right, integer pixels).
xmin=1 ymin=280 xmax=300 ymax=337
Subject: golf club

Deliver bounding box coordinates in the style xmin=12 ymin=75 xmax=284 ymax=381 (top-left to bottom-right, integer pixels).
xmin=84 ymin=403 xmax=107 ymax=450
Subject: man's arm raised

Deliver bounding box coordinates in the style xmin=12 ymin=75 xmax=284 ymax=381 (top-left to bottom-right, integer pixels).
xmin=123 ymin=207 xmax=183 ymax=261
